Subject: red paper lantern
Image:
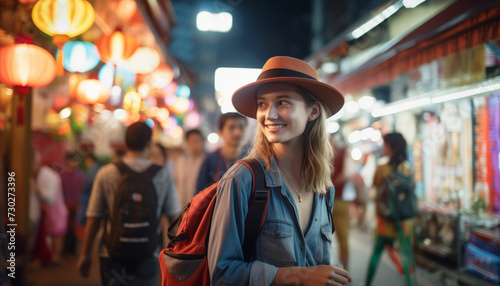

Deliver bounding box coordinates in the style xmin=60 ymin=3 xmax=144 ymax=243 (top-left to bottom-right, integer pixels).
xmin=95 ymin=29 xmax=139 ymax=64
xmin=0 ymin=44 xmax=57 ymax=88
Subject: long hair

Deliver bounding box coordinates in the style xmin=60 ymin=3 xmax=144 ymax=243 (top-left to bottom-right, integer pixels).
xmin=383 ymin=132 xmax=407 ymax=168
xmin=246 ymin=86 xmax=334 ymax=194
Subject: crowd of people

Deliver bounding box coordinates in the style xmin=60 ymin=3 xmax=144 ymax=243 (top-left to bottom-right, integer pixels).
xmin=28 ymin=56 xmax=415 ymax=286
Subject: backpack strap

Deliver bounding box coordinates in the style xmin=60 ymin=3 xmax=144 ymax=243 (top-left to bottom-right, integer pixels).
xmin=325 ymin=187 xmax=335 ymax=234
xmin=143 ymin=164 xmax=163 ymax=180
xmin=114 ymin=161 xmax=129 ymax=175
xmin=114 ymin=162 xmax=162 ymax=179
xmin=238 ymin=158 xmax=269 ymax=262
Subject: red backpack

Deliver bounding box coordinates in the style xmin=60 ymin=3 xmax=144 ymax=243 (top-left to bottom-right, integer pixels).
xmin=159 ymin=158 xmax=269 ymax=285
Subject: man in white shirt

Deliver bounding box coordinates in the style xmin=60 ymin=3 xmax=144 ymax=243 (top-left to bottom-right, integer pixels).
xmin=78 ymin=122 xmax=181 ymax=285
xmin=174 ymin=129 xmax=206 ymax=207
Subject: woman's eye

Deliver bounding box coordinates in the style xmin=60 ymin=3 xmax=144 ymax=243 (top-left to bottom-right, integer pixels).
xmin=279 ymin=100 xmax=289 ymax=106
xmin=257 ymin=102 xmax=266 ymax=108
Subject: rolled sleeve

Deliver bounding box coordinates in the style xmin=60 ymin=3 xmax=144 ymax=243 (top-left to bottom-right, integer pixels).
xmin=85 ymin=167 xmax=108 ymax=218
xmin=249 ymin=260 xmax=279 ymax=286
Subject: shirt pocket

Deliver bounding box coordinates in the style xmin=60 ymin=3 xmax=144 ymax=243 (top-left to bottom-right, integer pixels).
xmin=258 ymin=220 xmax=296 ymax=267
xmin=314 ymin=223 xmax=333 ymax=264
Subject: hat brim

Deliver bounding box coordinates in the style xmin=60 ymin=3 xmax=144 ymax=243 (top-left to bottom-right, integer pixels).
xmin=232 ymin=77 xmax=344 ymax=119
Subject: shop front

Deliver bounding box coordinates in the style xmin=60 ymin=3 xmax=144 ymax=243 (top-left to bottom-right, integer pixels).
xmin=311 ymin=1 xmax=500 ymax=284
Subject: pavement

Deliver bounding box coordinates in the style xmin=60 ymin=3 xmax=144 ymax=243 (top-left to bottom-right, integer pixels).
xmin=24 ymin=203 xmax=490 ymax=285
xmin=338 ymin=224 xmax=441 ymax=286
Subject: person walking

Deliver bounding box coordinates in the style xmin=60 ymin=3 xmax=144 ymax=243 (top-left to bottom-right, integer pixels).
xmin=174 ymin=129 xmax=206 ymax=208
xmin=75 ymin=153 xmax=101 ymax=243
xmin=207 ymin=56 xmax=351 ymax=285
xmin=365 ymin=132 xmax=414 ymax=285
xmin=77 ymin=122 xmax=181 ymax=285
xmin=330 ymin=141 xmax=351 ymax=272
xmin=60 ymin=151 xmax=85 ymax=257
xmin=195 ymin=112 xmax=248 ymax=193
xmin=31 ymin=151 xmax=68 ymax=265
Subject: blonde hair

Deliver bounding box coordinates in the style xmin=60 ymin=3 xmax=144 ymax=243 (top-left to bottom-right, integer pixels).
xmin=245 ymin=87 xmax=334 ymax=194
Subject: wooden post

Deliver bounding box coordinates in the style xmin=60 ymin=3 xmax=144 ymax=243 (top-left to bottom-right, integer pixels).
xmin=8 ymin=88 xmax=32 ymax=286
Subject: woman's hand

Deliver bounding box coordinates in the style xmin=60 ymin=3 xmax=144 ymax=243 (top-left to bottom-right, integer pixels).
xmin=302 ymin=265 xmax=351 ymax=286
xmin=273 ymin=265 xmax=351 ymax=286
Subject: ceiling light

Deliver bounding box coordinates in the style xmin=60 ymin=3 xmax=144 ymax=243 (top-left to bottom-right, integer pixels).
xmin=403 ymin=0 xmax=426 ymax=9
xmin=322 ymin=62 xmax=338 ymax=74
xmin=372 ymin=77 xmax=500 ymax=117
xmin=349 ymin=2 xmax=403 ymax=40
xmin=197 ymin=11 xmax=233 ymax=32
xmin=372 ymin=97 xmax=431 ymax=117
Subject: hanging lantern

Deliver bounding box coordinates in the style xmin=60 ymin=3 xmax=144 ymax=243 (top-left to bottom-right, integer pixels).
xmin=95 ymin=29 xmax=138 ymax=64
xmin=76 ymin=79 xmax=110 ymax=105
xmin=124 ymin=47 xmax=160 ymax=74
xmin=0 ymin=44 xmax=57 ymax=89
xmin=32 ymin=0 xmax=95 ymax=77
xmin=147 ymin=64 xmax=174 ymax=90
xmin=123 ymin=91 xmax=141 ymax=113
xmin=61 ymin=41 xmax=100 ymax=73
xmin=98 ymin=63 xmax=136 ymax=88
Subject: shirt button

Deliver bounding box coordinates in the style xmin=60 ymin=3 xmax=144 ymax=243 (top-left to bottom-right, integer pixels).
xmin=315 ymin=217 xmax=318 ymax=221
xmin=274 ymin=230 xmax=280 ymax=236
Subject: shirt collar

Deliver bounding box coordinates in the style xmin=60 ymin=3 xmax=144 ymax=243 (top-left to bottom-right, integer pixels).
xmin=262 ymin=157 xmax=282 ymax=188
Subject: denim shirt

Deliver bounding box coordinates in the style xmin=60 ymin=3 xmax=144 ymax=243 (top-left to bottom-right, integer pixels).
xmin=208 ymin=158 xmax=335 ymax=286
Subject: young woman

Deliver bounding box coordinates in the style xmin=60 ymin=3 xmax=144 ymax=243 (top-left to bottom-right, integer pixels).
xmin=207 ymin=56 xmax=351 ymax=286
xmin=365 ymin=132 xmax=413 ymax=285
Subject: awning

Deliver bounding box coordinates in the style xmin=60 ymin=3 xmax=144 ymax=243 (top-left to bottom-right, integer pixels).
xmin=328 ymin=0 xmax=500 ymax=95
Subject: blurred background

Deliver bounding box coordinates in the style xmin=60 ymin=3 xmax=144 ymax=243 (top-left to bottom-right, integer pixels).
xmin=1 ymin=0 xmax=500 ymax=285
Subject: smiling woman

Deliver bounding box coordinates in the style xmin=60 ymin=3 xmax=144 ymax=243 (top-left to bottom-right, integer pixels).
xmin=207 ymin=56 xmax=351 ymax=286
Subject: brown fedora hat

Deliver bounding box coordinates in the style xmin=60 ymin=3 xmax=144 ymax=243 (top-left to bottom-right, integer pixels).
xmin=232 ymin=56 xmax=344 ymax=119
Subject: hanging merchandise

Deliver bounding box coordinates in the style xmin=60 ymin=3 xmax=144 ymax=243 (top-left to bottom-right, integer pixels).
xmin=488 ymin=94 xmax=500 ymax=214
xmin=422 ymin=100 xmax=473 ymax=210
xmin=32 ymin=0 xmax=95 ymax=76
xmin=61 ymin=41 xmax=100 ymax=73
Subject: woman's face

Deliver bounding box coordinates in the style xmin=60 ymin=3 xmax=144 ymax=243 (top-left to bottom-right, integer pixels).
xmin=256 ymin=83 xmax=319 ymax=145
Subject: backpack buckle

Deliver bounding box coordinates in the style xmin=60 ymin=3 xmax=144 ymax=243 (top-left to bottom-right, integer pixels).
xmin=170 ymin=232 xmax=188 ymax=246
xmin=253 ymin=189 xmax=268 ymax=202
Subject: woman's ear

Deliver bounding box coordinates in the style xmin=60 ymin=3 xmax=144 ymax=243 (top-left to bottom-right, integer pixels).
xmin=307 ymin=102 xmax=321 ymax=122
